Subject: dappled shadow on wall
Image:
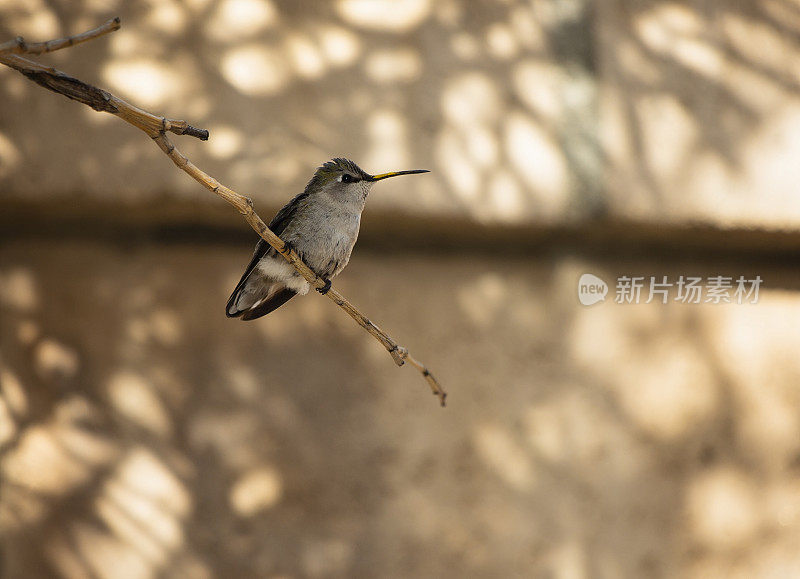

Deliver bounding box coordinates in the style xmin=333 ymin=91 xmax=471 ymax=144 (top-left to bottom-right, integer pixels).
xmin=3 ymin=1 xmax=800 ymax=224
xmin=1 ymin=0 xmax=594 ymax=223
xmin=0 ymin=246 xmax=453 ymax=577
xmin=5 ymin=246 xmax=800 ymax=576
xmin=599 ymin=0 xmax=800 ymax=224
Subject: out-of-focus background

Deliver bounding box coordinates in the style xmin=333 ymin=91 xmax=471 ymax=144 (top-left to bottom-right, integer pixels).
xmin=2 ymin=1 xmax=800 ymax=577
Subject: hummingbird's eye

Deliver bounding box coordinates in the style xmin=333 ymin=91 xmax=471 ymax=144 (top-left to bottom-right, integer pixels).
xmin=340 ymin=173 xmax=355 ymax=183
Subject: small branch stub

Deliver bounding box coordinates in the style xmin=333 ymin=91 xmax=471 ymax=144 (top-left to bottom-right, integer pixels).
xmin=0 ymin=19 xmax=447 ymax=407
xmin=184 ymin=125 xmax=209 ymax=140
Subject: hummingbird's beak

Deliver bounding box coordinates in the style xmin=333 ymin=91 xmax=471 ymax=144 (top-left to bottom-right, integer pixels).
xmin=367 ymin=169 xmax=430 ymax=181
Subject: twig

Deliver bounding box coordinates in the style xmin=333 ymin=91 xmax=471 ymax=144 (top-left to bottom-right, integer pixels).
xmin=0 ymin=20 xmax=446 ymax=407
xmin=0 ymin=18 xmax=121 ymax=56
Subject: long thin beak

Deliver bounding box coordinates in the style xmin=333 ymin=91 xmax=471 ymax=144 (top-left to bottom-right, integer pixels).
xmin=367 ymin=169 xmax=430 ymax=181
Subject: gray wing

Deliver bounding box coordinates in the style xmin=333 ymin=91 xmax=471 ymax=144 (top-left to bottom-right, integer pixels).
xmin=225 ymin=192 xmax=309 ymax=318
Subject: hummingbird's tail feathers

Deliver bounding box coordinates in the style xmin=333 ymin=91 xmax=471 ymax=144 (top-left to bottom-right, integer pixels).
xmin=240 ymin=287 xmax=296 ymax=320
xmin=226 ymin=273 xmax=297 ymax=320
xmin=226 ymin=270 xmax=258 ymax=317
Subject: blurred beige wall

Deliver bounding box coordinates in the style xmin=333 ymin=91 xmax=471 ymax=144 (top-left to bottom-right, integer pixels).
xmin=3 ymin=0 xmax=800 ymax=227
xmin=3 ymin=2 xmax=800 ymax=579
xmin=599 ymin=0 xmax=800 ymax=227
xmin=3 ymin=244 xmax=800 ymax=578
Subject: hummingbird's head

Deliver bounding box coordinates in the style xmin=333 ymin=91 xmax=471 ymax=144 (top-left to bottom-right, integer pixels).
xmin=305 ymin=158 xmax=429 ymax=204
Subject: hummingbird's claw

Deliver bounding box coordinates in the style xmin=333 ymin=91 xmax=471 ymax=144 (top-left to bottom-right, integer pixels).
xmin=317 ymin=278 xmax=332 ymax=295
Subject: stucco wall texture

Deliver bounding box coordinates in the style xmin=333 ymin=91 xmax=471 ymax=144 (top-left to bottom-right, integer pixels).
xmin=3 ymin=1 xmax=800 ymax=579
xmin=3 ymin=0 xmax=800 ymax=226
xmin=4 ymin=243 xmax=800 ymax=578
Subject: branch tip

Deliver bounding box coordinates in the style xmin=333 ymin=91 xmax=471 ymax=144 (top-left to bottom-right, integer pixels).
xmin=185 ymin=125 xmax=209 ymax=140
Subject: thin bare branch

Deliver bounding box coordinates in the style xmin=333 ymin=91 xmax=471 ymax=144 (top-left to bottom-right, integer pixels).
xmin=0 ymin=20 xmax=446 ymax=406
xmin=0 ymin=17 xmax=120 ymax=56
xmin=0 ymin=54 xmax=208 ymax=140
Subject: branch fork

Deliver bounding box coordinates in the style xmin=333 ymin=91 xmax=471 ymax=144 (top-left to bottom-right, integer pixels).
xmin=0 ymin=19 xmax=446 ymax=407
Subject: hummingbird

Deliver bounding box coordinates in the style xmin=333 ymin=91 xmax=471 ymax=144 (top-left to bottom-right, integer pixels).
xmin=226 ymin=158 xmax=429 ymax=320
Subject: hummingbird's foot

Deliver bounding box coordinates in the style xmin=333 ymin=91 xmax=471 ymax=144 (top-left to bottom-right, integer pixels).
xmin=281 ymin=239 xmax=294 ymax=255
xmin=317 ymin=278 xmax=332 ymax=295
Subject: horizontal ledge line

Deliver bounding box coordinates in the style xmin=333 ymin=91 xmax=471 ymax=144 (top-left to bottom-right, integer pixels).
xmin=2 ymin=199 xmax=800 ymax=264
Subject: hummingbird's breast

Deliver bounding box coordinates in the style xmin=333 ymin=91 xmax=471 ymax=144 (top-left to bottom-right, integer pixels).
xmin=291 ymin=206 xmax=361 ymax=279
